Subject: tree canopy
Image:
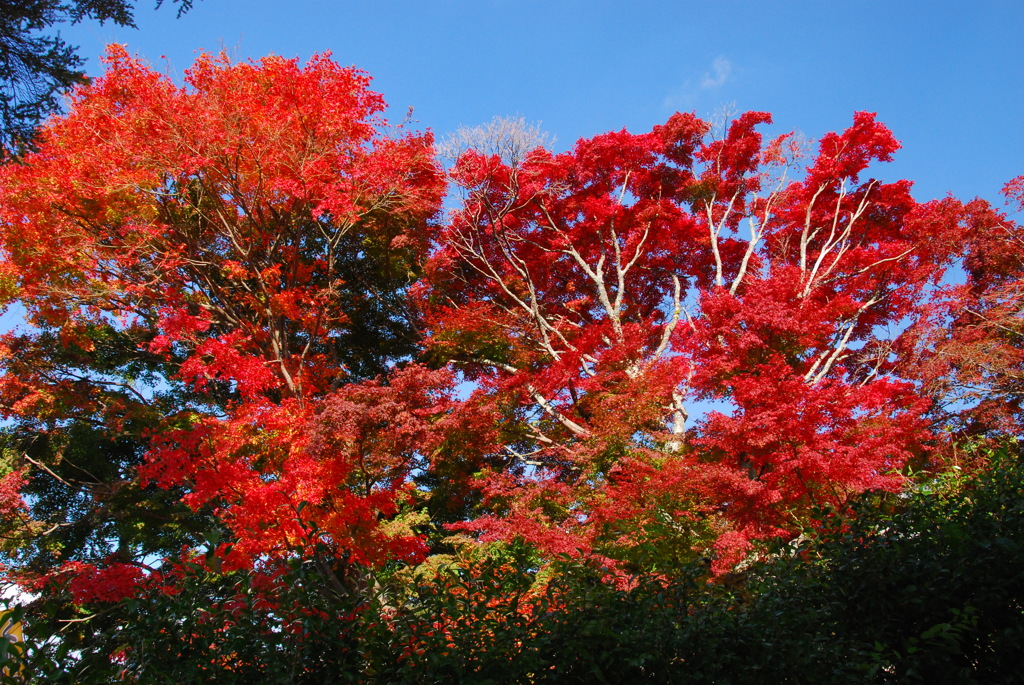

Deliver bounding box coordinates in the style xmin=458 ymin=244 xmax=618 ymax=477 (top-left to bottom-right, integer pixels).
xmin=0 ymin=48 xmax=1022 ymax=681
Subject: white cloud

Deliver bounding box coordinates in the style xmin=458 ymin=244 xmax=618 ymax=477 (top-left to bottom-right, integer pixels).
xmin=663 ymin=56 xmax=733 ymax=110
xmin=700 ymin=57 xmax=732 ymax=90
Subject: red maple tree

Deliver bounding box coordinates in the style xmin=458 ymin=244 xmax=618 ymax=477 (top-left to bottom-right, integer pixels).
xmin=0 ymin=47 xmax=446 ymax=595
xmin=422 ymin=111 xmax=978 ymax=572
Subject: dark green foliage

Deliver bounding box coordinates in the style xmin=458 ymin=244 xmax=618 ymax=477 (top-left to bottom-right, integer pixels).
xmin=0 ymin=553 xmax=370 ymax=683
xmin=738 ymin=446 xmax=1024 ymax=683
xmin=0 ymin=0 xmax=195 ymax=155
xmin=365 ymin=445 xmax=1024 ymax=683
xmin=0 ymin=322 xmax=210 ymax=575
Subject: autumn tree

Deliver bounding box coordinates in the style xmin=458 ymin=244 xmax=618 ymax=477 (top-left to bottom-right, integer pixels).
xmin=438 ymin=114 xmax=556 ymax=167
xmin=1 ymin=43 xmax=1021 ymax=680
xmin=421 ymin=110 xmax=980 ymax=572
xmin=0 ymin=47 xmax=445 ymax=605
xmin=896 ymin=177 xmax=1024 ymax=435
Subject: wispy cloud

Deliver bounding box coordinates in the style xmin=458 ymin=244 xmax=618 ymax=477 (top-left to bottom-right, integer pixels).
xmin=663 ymin=56 xmax=734 ymax=110
xmin=700 ymin=57 xmax=732 ymax=90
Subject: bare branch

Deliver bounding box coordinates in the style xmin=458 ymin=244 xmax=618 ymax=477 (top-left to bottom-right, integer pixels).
xmin=439 ymin=115 xmax=555 ymax=167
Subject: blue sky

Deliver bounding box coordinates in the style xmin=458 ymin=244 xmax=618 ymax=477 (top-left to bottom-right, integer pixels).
xmin=55 ymin=0 xmax=1023 ymax=207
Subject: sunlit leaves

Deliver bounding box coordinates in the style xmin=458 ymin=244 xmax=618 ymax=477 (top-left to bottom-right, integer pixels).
xmin=422 ymin=110 xmax=978 ymax=571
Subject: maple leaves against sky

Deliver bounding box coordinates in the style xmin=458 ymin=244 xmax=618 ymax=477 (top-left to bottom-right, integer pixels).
xmin=0 ymin=49 xmax=1020 ymax=600
xmin=0 ymin=47 xmax=446 ymax=590
xmin=421 ymin=110 xmax=1000 ymax=571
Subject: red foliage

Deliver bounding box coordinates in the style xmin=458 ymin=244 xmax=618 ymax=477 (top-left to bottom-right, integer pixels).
xmin=896 ymin=188 xmax=1024 ymax=435
xmin=423 ymin=110 xmax=975 ymax=571
xmin=0 ymin=470 xmax=26 ymax=517
xmin=0 ymin=48 xmax=445 ymax=594
xmin=0 ymin=45 xmax=442 ymax=399
xmin=64 ymin=561 xmax=145 ymax=604
xmin=0 ymin=44 xmax=1017 ymax=597
xmin=1004 ymin=175 xmax=1024 ymax=212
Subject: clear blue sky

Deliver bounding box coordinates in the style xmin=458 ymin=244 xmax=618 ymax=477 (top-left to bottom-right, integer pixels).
xmin=55 ymin=0 xmax=1024 ymax=207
